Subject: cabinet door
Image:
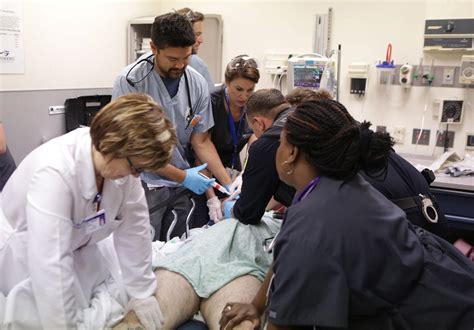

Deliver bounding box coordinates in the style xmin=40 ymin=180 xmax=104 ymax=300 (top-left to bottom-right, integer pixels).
xmin=200 ymin=14 xmax=223 ymax=84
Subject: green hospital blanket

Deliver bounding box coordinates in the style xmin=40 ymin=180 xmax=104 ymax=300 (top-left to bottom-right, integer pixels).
xmin=155 ymin=213 xmax=281 ymax=298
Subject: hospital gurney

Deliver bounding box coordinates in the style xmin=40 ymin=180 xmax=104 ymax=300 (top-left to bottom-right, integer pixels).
xmin=148 ymin=186 xmax=197 ymax=242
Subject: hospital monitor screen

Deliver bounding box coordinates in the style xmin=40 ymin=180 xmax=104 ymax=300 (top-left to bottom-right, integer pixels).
xmin=293 ymin=65 xmax=324 ymax=89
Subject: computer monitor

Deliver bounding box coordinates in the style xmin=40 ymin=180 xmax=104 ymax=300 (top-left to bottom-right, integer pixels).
xmin=287 ymin=54 xmax=329 ymax=91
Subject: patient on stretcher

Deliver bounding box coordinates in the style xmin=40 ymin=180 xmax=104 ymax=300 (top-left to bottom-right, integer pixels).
xmin=115 ymin=212 xmax=280 ymax=329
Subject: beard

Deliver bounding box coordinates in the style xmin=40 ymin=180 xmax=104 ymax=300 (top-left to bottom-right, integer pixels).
xmin=167 ymin=68 xmax=185 ymax=79
xmin=157 ymin=64 xmax=186 ymax=79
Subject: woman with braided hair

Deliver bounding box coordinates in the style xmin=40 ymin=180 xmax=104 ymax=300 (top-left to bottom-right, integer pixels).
xmin=286 ymin=88 xmax=456 ymax=242
xmin=220 ymin=99 xmax=474 ymax=330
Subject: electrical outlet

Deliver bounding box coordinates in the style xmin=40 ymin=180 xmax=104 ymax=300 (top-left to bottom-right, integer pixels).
xmin=376 ymin=125 xmax=387 ymax=133
xmin=436 ymin=130 xmax=455 ymax=148
xmin=442 ymin=68 xmax=455 ymax=85
xmin=465 ymin=133 xmax=474 ymax=150
xmin=49 ymin=105 xmax=65 ymax=115
xmin=392 ymin=126 xmax=405 ymax=144
xmin=412 ymin=128 xmax=430 ymax=145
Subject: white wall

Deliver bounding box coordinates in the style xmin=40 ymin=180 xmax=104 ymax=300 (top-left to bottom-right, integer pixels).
xmin=1 ymin=0 xmax=473 ymax=161
xmin=0 ymin=0 xmax=161 ymax=91
xmin=159 ymin=0 xmax=474 ymax=157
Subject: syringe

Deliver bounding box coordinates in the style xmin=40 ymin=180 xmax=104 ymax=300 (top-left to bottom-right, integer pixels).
xmin=198 ymin=172 xmax=230 ymax=195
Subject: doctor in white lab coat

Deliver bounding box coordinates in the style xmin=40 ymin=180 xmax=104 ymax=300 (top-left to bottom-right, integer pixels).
xmin=0 ymin=93 xmax=176 ymax=329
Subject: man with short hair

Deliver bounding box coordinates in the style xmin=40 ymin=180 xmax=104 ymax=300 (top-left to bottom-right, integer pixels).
xmin=112 ymin=13 xmax=231 ymax=241
xmin=225 ymin=88 xmax=296 ymax=224
xmin=177 ymin=7 xmax=215 ymax=90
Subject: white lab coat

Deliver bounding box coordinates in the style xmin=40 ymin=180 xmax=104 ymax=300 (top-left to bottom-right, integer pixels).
xmin=0 ymin=128 xmax=156 ymax=328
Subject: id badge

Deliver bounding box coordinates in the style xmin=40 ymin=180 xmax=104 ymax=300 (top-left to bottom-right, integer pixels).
xmin=83 ymin=209 xmax=106 ymax=234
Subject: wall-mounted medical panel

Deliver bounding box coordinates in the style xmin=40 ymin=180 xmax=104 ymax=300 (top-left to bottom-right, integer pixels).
xmin=424 ymin=18 xmax=474 ymax=51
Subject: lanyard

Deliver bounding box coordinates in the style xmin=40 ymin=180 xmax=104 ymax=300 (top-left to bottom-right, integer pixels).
xmin=224 ymin=88 xmax=246 ymax=168
xmin=292 ymin=176 xmax=320 ymax=205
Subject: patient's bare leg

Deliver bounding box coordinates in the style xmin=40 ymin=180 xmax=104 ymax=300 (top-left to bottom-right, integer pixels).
xmin=155 ymin=269 xmax=200 ymax=329
xmin=200 ymin=275 xmax=261 ymax=330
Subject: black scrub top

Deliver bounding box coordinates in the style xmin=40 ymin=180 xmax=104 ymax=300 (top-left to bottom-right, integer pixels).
xmin=209 ymin=86 xmax=252 ymax=171
xmin=268 ymin=174 xmax=474 ymax=329
xmin=233 ymin=109 xmax=296 ymax=225
xmin=361 ymin=151 xmax=454 ymax=242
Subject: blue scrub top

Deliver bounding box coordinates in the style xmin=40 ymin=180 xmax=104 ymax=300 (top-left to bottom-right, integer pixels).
xmin=112 ymin=52 xmax=214 ymax=186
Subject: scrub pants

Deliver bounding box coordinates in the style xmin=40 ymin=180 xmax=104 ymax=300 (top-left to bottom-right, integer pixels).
xmin=177 ymin=320 xmax=208 ymax=330
xmin=142 ymin=184 xmax=201 ymax=242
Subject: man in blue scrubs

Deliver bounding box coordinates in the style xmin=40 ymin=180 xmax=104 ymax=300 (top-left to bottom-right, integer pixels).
xmin=112 ymin=13 xmax=231 ymax=241
xmin=177 ymin=7 xmax=215 ymax=91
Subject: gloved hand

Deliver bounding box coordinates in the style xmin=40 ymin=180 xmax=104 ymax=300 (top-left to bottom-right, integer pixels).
xmin=182 ymin=163 xmax=215 ymax=195
xmin=228 ymin=175 xmax=243 ymax=200
xmin=124 ymin=296 xmax=164 ymax=330
xmin=207 ymin=196 xmax=223 ymax=223
xmin=223 ymin=200 xmax=236 ymax=219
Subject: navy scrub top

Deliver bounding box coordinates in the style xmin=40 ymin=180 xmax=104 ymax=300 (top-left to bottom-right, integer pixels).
xmin=268 ymin=174 xmax=474 ymax=329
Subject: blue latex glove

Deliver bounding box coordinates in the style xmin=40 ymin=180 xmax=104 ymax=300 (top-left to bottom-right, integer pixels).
xmin=182 ymin=163 xmax=215 ymax=194
xmin=223 ymin=200 xmax=236 ymax=218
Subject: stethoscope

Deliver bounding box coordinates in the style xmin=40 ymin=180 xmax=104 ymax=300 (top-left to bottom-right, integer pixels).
xmin=125 ymin=54 xmax=195 ymax=129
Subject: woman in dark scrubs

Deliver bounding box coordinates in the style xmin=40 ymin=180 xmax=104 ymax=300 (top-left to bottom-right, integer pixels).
xmin=220 ymin=99 xmax=474 ymax=330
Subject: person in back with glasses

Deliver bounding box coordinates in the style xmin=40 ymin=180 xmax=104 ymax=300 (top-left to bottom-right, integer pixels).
xmin=177 ymin=7 xmax=214 ymax=91
xmin=197 ymin=55 xmax=260 ymax=223
xmin=112 ymin=13 xmax=232 ymax=241
xmin=0 ymin=94 xmax=176 ymax=329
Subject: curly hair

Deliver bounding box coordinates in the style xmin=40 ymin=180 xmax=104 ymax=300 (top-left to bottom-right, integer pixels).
xmin=151 ymin=12 xmax=195 ymax=49
xmin=90 ymin=93 xmax=177 ymax=173
xmin=285 ymin=99 xmax=394 ymax=181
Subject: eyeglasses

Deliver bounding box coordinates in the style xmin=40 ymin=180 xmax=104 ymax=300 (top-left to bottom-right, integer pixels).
xmin=185 ymin=10 xmax=199 ymax=22
xmin=228 ymin=55 xmax=259 ymax=71
xmin=126 ymin=157 xmax=144 ymax=175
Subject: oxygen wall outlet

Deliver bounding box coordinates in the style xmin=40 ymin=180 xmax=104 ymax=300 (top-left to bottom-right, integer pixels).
xmin=393 ymin=126 xmax=406 ymax=144
xmin=399 ymin=64 xmax=413 ymax=88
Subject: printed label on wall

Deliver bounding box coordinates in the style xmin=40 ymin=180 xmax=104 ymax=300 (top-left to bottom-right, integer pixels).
xmin=0 ymin=1 xmax=24 ymax=74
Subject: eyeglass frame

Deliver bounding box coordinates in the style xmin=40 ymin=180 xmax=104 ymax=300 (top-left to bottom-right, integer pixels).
xmin=126 ymin=157 xmax=145 ymax=175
